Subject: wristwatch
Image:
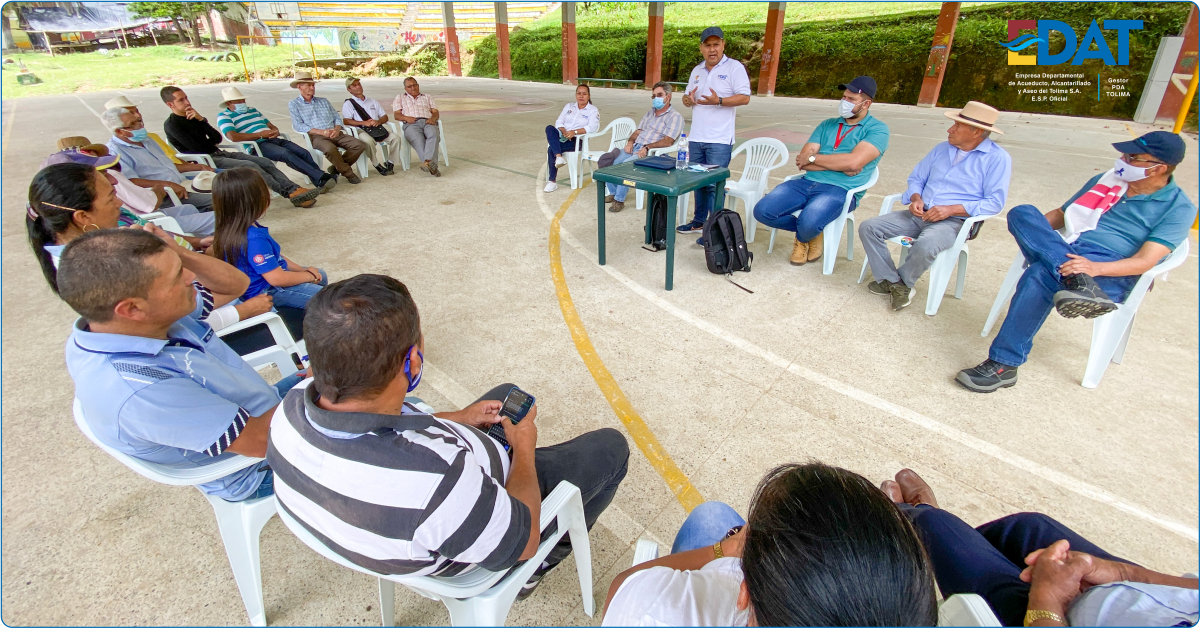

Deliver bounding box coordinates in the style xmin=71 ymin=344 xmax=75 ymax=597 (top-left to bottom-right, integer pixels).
xmin=808 ymin=154 xmax=817 ymax=164
xmin=718 ymin=96 xmax=724 ymax=106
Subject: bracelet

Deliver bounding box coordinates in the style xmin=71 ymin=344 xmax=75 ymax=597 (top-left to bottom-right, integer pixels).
xmin=712 ymin=540 xmax=724 ymax=560
xmin=1023 ymin=610 xmax=1066 ymax=626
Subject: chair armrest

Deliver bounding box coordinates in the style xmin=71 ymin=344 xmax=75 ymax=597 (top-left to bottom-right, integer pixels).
xmin=538 ymin=480 xmax=582 ymax=531
xmin=217 ymin=312 xmax=299 ymax=357
xmin=221 ymin=142 xmax=261 ymax=157
xmin=648 ymin=146 xmax=678 ymax=157
xmin=148 ymin=215 xmax=186 ymax=234
xmin=277 ymin=132 xmax=292 ymax=142
xmin=877 ymin=193 xmax=903 ymax=217
xmin=950 ymin=211 xmax=998 ymax=249
xmin=165 ymin=187 xmax=182 ymax=207
xmin=632 ymin=539 xmax=659 ymax=566
xmin=783 ymin=172 xmax=806 ymax=182
xmin=176 ymin=153 xmax=216 ymax=168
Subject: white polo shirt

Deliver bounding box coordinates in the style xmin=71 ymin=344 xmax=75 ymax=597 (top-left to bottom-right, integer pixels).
xmin=685 ymin=55 xmax=751 ymax=145
xmin=554 ymin=102 xmax=600 ymax=135
xmin=341 ymin=95 xmax=387 ymax=122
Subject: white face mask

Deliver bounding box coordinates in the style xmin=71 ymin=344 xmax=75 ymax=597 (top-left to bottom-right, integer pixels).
xmin=1112 ymin=158 xmax=1154 ymax=182
xmin=839 ymin=99 xmax=861 ymax=119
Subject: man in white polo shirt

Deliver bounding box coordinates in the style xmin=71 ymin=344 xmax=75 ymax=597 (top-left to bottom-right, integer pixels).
xmin=678 ymin=26 xmax=752 ymax=236
xmin=342 ymin=78 xmax=399 ymax=177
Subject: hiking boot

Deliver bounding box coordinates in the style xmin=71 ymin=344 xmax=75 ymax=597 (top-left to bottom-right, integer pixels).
xmin=790 ymin=238 xmax=808 ymax=265
xmin=288 ymin=187 xmax=319 ymax=208
xmin=318 ymin=175 xmax=337 ymax=194
xmin=346 ymin=173 xmax=362 ymax=184
xmin=890 ymin=282 xmax=915 ymax=311
xmin=955 ymin=359 xmax=1018 ymax=393
xmin=608 ymin=200 xmax=625 ymax=213
xmin=676 ymin=220 xmax=704 ymax=234
xmin=868 ymin=279 xmax=894 ymax=296
xmin=1054 ymin=273 xmax=1117 ymax=319
xmin=806 ymin=232 xmax=824 ymax=262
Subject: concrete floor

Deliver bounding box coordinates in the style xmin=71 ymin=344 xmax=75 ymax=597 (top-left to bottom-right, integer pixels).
xmin=2 ymin=76 xmax=1196 ymax=626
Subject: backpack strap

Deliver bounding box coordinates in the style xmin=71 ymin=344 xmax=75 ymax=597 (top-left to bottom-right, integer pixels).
xmin=719 ymin=212 xmax=750 ymax=271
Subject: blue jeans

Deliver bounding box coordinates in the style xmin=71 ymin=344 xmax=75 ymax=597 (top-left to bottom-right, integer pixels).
xmin=257 ymin=137 xmax=327 ymax=186
xmin=545 ymin=125 xmax=576 ymax=182
xmin=266 ymin=268 xmax=328 ymax=310
xmin=688 ymin=141 xmax=733 ymax=224
xmin=274 ymin=372 xmax=306 ymax=396
xmin=989 ymin=204 xmax=1138 ymax=367
xmin=752 ymin=177 xmax=856 ymax=243
xmin=900 ymin=505 xmax=1133 ymax=627
xmin=605 ymin=150 xmax=641 ymax=201
xmin=671 ymin=501 xmax=746 ymax=554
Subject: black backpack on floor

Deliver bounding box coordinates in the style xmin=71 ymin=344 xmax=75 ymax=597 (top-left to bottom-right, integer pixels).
xmin=643 ymin=193 xmax=669 ymax=252
xmin=702 ymin=209 xmax=754 ymax=292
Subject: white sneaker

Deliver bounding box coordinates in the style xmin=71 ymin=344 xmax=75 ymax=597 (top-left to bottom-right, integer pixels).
xmin=544 ymin=181 xmax=558 ymax=193
xmin=554 ymin=155 xmax=566 ymax=168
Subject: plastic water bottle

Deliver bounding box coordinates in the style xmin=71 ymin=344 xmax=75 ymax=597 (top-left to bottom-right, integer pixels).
xmin=676 ymin=133 xmax=688 ymax=169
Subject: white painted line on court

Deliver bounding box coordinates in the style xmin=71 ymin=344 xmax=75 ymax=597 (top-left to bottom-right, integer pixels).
xmin=74 ymin=94 xmax=102 ymax=119
xmin=534 ymin=172 xmax=1199 ymax=543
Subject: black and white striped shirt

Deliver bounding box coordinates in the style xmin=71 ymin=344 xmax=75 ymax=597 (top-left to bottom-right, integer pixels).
xmin=267 ymin=379 xmax=530 ymax=576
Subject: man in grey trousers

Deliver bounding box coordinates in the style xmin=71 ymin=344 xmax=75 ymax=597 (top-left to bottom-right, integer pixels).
xmin=859 ymin=101 xmax=1012 ymax=311
xmin=392 ymin=76 xmax=442 ymax=177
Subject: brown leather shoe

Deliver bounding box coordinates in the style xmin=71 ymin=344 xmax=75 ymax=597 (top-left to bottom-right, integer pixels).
xmin=789 ymin=238 xmax=808 ymax=265
xmin=346 ymin=173 xmax=362 ymax=184
xmin=880 ymin=480 xmax=903 ymax=503
xmin=605 ymin=195 xmax=615 ymax=204
xmin=807 ymin=232 xmax=824 ymax=262
xmin=895 ymin=469 xmax=939 ymax=508
xmin=608 ymin=200 xmax=625 ymax=213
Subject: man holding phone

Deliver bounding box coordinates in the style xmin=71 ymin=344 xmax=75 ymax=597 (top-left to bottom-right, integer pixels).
xmin=267 ymin=274 xmax=629 ymax=600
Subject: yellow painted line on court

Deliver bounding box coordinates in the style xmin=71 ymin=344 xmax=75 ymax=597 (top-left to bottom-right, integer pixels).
xmin=548 ymin=183 xmax=704 ymax=512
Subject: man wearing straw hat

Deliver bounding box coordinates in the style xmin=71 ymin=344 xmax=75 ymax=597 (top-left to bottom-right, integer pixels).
xmin=104 ymin=95 xmax=183 ymax=166
xmin=859 ymin=101 xmax=1012 ymax=311
xmin=288 ymin=70 xmax=366 ymax=184
xmin=215 ymin=86 xmax=337 ymax=193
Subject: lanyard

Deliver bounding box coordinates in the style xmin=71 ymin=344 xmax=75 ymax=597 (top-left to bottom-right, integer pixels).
xmin=833 ymin=122 xmax=857 ymax=149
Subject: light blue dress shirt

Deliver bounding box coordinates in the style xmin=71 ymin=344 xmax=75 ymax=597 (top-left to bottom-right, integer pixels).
xmin=106 ymin=136 xmax=185 ymax=184
xmin=288 ymin=95 xmax=341 ymax=133
xmin=1068 ymin=579 xmax=1198 ymax=627
xmin=902 ymin=138 xmax=1012 ymax=217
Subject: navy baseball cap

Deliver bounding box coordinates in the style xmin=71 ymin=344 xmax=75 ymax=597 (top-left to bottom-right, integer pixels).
xmin=700 ymin=26 xmax=724 ymax=42
xmin=1112 ymin=131 xmax=1186 ymax=166
xmin=838 ymin=76 xmax=878 ymax=100
xmin=40 ymin=149 xmax=119 ymax=170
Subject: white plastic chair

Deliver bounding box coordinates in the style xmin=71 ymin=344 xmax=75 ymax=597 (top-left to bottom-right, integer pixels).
xmin=715 ymin=138 xmax=789 ymax=243
xmin=291 ymin=124 xmax=371 ymax=180
xmin=386 ymin=119 xmax=450 ymax=172
xmin=276 ymin=481 xmax=594 ymax=626
xmin=981 ymin=238 xmax=1190 ymax=388
xmin=346 ymin=125 xmax=400 ymax=171
xmin=857 ymin=193 xmax=999 ymax=315
xmin=568 ymin=117 xmax=635 ymax=189
xmin=218 ymin=311 xmax=308 ymax=369
xmin=633 ymin=144 xmax=680 ymax=212
xmin=765 ymin=168 xmax=880 ymax=275
xmin=72 ymin=398 xmax=281 ymax=627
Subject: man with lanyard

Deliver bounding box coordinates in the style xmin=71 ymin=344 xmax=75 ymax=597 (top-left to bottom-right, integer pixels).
xmin=752 ymin=76 xmax=889 ymax=265
xmin=342 ymin=78 xmax=399 ymax=177
xmin=605 ymin=81 xmax=685 ymax=213
xmin=677 ymin=26 xmax=751 ymax=237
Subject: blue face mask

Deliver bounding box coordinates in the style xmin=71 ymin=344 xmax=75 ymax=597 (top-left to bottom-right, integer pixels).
xmin=128 ymin=127 xmax=149 ymax=142
xmin=652 ymin=96 xmax=666 ymax=110
xmin=233 ymin=103 xmax=248 ymax=114
xmin=402 ymin=348 xmax=424 ymax=393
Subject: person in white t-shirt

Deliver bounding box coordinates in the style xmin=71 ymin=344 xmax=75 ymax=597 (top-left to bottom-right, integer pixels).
xmin=603 ymin=463 xmax=938 ymax=627
xmin=678 ymin=26 xmax=752 ymax=236
xmin=342 ymin=78 xmax=400 ymax=177
xmin=545 ymin=84 xmax=600 ymax=192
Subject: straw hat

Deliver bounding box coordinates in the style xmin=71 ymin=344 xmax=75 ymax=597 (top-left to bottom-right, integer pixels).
xmin=57 ymin=136 xmax=109 ymax=156
xmin=220 ymin=86 xmax=247 ymax=105
xmin=289 ymin=70 xmax=319 ymax=88
xmin=944 ymin=101 xmax=1004 ymax=134
xmin=103 ymin=95 xmax=140 ymax=110
xmin=190 ymin=171 xmax=217 ymax=193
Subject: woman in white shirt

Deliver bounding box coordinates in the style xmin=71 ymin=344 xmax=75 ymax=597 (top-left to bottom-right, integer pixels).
xmin=545 ymin=84 xmax=599 ymax=192
xmin=603 ymin=463 xmax=938 ymax=626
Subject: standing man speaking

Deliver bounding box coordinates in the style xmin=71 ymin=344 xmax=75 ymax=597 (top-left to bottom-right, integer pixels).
xmin=678 ymin=26 xmax=751 ymax=238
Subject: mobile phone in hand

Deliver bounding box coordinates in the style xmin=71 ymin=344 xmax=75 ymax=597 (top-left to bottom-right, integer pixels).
xmin=486 ymin=387 xmax=535 ymax=451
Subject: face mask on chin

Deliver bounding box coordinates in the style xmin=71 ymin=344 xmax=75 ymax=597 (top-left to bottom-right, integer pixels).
xmin=1112 ymin=158 xmax=1154 ymax=183
xmin=652 ymin=96 xmax=665 ymax=110
xmin=839 ymin=99 xmax=861 ymax=119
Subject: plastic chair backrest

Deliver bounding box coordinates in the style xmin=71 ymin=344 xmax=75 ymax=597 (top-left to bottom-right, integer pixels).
xmin=730 ymin=138 xmax=788 ymax=192
xmin=605 ymin=117 xmax=637 ymax=151
xmin=1122 ymin=237 xmax=1189 ymax=310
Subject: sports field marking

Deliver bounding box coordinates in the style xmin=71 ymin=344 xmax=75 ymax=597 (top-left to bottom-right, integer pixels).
xmin=2 ymin=100 xmax=17 ymax=162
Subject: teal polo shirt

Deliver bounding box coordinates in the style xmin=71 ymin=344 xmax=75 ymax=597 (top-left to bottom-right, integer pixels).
xmin=1063 ymin=174 xmax=1197 ymax=258
xmin=803 ymin=113 xmax=890 ymax=191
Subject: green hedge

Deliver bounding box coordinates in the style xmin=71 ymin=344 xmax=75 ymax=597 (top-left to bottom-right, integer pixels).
xmin=469 ymin=2 xmax=1192 ymax=120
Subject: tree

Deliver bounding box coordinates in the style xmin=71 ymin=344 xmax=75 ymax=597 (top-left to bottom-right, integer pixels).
xmin=128 ymin=2 xmax=229 ymax=50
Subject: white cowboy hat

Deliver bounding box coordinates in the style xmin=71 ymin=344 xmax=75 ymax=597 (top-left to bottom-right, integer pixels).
xmin=289 ymin=70 xmax=319 ymax=88
xmin=220 ymin=86 xmax=247 ymax=105
xmin=189 ymin=171 xmax=217 ymax=193
xmin=944 ymin=101 xmax=1004 ymax=135
xmin=103 ymin=95 xmax=140 ymax=110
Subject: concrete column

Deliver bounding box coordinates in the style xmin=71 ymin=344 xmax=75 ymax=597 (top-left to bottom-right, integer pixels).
xmin=916 ymin=2 xmax=961 ymax=107
xmin=1155 ymin=4 xmax=1198 ymax=125
xmin=757 ymin=2 xmax=786 ymax=96
xmin=442 ymin=2 xmax=462 ymax=77
xmin=495 ymin=2 xmax=511 ymax=80
xmin=561 ymin=1 xmax=578 ymax=85
xmin=645 ymin=2 xmax=665 ymax=89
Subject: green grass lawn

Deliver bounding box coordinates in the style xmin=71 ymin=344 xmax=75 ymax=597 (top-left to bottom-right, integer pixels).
xmin=529 ymin=2 xmax=996 ymax=29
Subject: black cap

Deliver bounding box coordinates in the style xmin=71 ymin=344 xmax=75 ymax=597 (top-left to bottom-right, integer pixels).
xmin=1112 ymin=131 xmax=1186 ymax=167
xmin=699 ymin=26 xmax=724 ymax=42
xmin=838 ymin=76 xmax=877 ymax=100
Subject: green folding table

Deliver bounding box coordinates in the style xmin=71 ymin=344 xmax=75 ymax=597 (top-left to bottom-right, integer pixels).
xmin=590 ymin=161 xmax=731 ymax=291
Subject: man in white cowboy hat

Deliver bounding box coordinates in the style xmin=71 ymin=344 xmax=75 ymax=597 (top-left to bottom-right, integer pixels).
xmin=342 ymin=77 xmax=398 ymax=176
xmin=104 ymin=94 xmax=184 ymax=166
xmin=215 ymin=86 xmax=336 ymax=193
xmin=102 ymin=106 xmax=216 ymax=213
xmin=160 ymin=86 xmax=319 ymax=208
xmin=859 ymin=100 xmax=1012 ymax=311
xmin=287 ymin=70 xmax=366 ymax=184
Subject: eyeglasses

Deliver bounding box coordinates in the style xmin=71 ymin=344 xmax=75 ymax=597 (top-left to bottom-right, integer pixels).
xmin=1123 ymin=154 xmax=1166 ymax=166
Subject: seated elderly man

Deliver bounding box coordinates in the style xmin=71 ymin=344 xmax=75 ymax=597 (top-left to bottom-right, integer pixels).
xmin=392 ymin=76 xmax=442 ymax=177
xmin=103 ymin=107 xmax=216 ymax=213
xmin=752 ymin=75 xmax=889 ymax=263
xmin=215 ymin=86 xmax=336 ymax=193
xmin=604 ymin=82 xmax=685 ymax=213
xmin=161 ymin=86 xmax=319 ymax=208
xmin=957 ymin=131 xmax=1196 ymax=392
xmin=342 ymin=78 xmax=398 ymax=176
xmin=860 ymin=101 xmax=1012 ymax=311
xmin=61 ymin=228 xmax=306 ymax=501
xmin=104 ymin=95 xmax=182 ymax=166
xmin=268 ymin=274 xmax=629 ymax=599
xmin=288 ymin=70 xmax=365 ymax=184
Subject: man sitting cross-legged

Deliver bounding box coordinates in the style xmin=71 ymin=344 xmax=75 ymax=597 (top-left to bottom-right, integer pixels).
xmin=957 ymin=131 xmax=1196 ymax=392
xmin=604 ymin=81 xmax=685 ymax=213
xmin=216 ymin=87 xmax=338 ymax=194
xmin=62 ymin=229 xmax=306 ymax=502
xmin=859 ymin=101 xmax=1012 ymax=311
xmin=342 ymin=78 xmax=399 ymax=177
xmin=267 ymin=274 xmax=629 ymax=599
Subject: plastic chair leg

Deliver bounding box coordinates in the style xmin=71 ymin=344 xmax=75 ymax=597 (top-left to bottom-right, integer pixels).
xmin=442 ymin=596 xmax=508 ymax=627
xmin=567 ymin=153 xmax=579 ymax=189
xmin=821 ymin=219 xmax=843 ymax=275
xmin=924 ymin=256 xmax=954 ymax=316
xmin=954 ymin=247 xmax=969 ymax=299
xmin=1112 ymin=312 xmax=1135 ymax=365
xmin=564 ymin=506 xmax=595 ymax=617
xmin=981 ymin=255 xmax=1028 ymax=337
xmin=768 ymin=228 xmax=777 ymax=254
xmin=858 ymin=255 xmax=870 ymax=283
xmin=1082 ymin=312 xmax=1126 ymax=388
xmin=205 ymin=494 xmax=276 ymax=627
xmin=635 ymin=189 xmax=644 ymax=210
xmin=845 ymin=215 xmax=855 ymax=262
xmin=378 ymin=579 xmax=396 ymax=627
xmin=744 ymin=197 xmax=759 ymax=243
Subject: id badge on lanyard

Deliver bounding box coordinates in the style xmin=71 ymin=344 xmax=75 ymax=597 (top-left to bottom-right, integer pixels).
xmin=834 ymin=122 xmax=857 ymax=149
